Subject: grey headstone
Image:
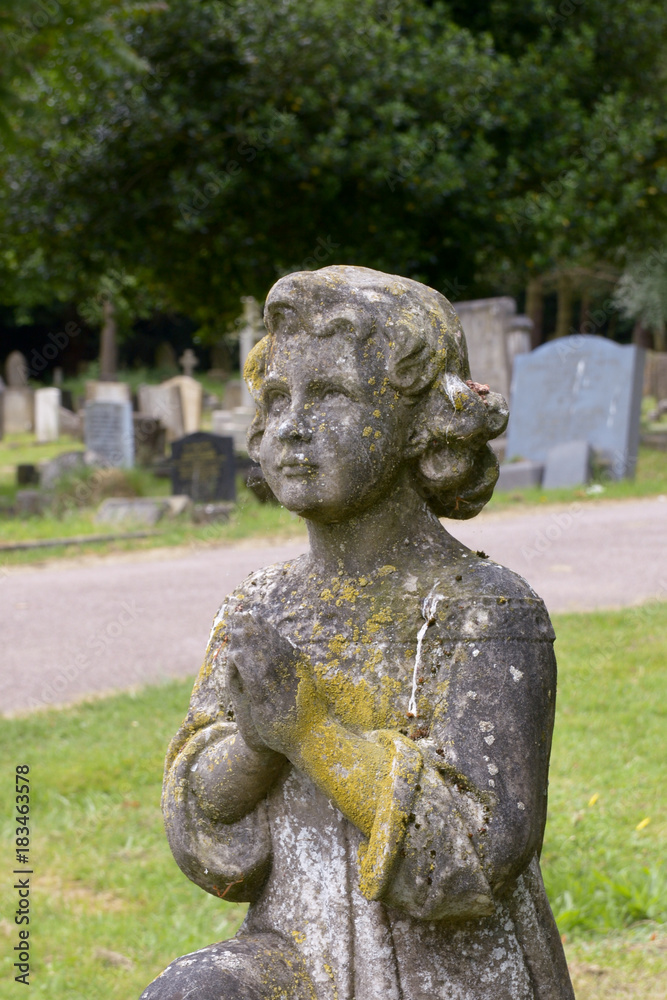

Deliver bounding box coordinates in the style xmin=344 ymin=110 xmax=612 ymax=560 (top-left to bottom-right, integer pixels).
xmin=15 ymin=490 xmax=46 ymax=516
xmin=84 ymin=400 xmax=134 ymax=468
xmin=171 ymin=432 xmax=236 ymax=502
xmin=3 ymin=388 xmax=34 ymax=433
xmin=211 ymin=407 xmax=253 ymax=453
xmin=133 ymin=414 xmax=167 ymax=466
xmin=35 ymin=387 xmax=61 ymax=443
xmin=507 ymin=336 xmax=645 ymax=479
xmin=5 ymin=351 xmax=28 ymax=387
xmin=542 ymin=441 xmax=592 ymax=489
xmin=40 ymin=450 xmax=86 ymax=489
xmin=138 ymin=384 xmax=185 ymax=441
xmin=59 ymin=407 xmax=82 ymax=439
xmin=95 ymin=497 xmax=170 ymax=526
xmin=495 ymin=460 xmax=544 ymax=492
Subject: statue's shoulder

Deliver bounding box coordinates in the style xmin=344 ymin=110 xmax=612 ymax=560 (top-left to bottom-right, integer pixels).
xmin=438 ymin=548 xmax=555 ymax=644
xmin=211 ymin=555 xmax=308 ymax=630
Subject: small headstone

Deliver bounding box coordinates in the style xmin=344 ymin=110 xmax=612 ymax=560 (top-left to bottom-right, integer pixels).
xmin=3 ymin=388 xmax=35 ymax=433
xmin=507 ymin=336 xmax=645 ymax=479
xmin=223 ymin=381 xmax=243 ymax=409
xmin=171 ymin=432 xmax=236 ymax=502
xmin=84 ymin=400 xmax=134 ymax=468
xmin=162 ymin=375 xmax=203 ymax=435
xmin=15 ymin=490 xmax=46 ymax=516
xmin=133 ymin=414 xmax=167 ymax=466
xmin=35 ymin=387 xmax=61 ymax=443
xmin=495 ymin=460 xmax=544 ymax=492
xmin=17 ymin=464 xmax=40 ymax=487
xmin=95 ymin=497 xmax=170 ymax=526
xmin=138 ymin=384 xmax=185 ymax=441
xmin=211 ymin=407 xmax=253 ymax=453
xmin=85 ymin=380 xmax=131 ymax=404
xmin=40 ymin=450 xmax=87 ymax=489
xmin=5 ymin=351 xmax=28 ymax=387
xmin=179 ymin=348 xmax=199 ymax=377
xmin=542 ymin=441 xmax=592 ymax=489
xmin=59 ymin=407 xmax=82 ymax=438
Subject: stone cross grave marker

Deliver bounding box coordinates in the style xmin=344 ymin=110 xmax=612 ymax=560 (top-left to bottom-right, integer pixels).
xmin=179 ymin=348 xmax=199 ymax=377
xmin=84 ymin=400 xmax=134 ymax=468
xmin=506 ymin=335 xmax=645 ymax=478
xmin=170 ymin=431 xmax=236 ymax=502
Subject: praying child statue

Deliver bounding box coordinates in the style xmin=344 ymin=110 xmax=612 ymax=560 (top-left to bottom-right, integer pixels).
xmin=141 ymin=266 xmax=575 ymax=1000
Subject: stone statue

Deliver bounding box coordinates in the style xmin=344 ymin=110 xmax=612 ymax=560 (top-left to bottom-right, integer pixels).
xmin=141 ymin=266 xmax=575 ymax=1000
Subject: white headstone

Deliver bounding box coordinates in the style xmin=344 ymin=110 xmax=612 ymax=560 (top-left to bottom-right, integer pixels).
xmin=3 ymin=388 xmax=35 ymax=433
xmin=138 ymin=384 xmax=185 ymax=441
xmin=35 ymin=387 xmax=61 ymax=443
xmin=162 ymin=375 xmax=203 ymax=435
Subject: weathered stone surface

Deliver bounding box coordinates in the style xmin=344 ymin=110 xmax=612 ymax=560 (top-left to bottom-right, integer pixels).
xmin=507 ymin=335 xmax=645 ymax=479
xmin=95 ymin=497 xmax=170 ymax=526
xmin=84 ymin=400 xmax=134 ymax=468
xmin=140 ymin=266 xmax=573 ymax=1000
xmin=138 ymin=384 xmax=185 ymax=441
xmin=543 ymin=440 xmax=592 ymax=489
xmin=162 ymin=375 xmax=203 ymax=434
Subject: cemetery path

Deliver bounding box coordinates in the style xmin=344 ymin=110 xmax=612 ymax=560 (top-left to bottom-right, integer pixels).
xmin=2 ymin=497 xmax=666 ymax=715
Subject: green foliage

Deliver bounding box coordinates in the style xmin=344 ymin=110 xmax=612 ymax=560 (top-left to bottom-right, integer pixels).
xmin=1 ymin=0 xmax=667 ymax=328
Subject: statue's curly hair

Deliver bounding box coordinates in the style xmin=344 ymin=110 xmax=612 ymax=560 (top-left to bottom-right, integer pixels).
xmin=244 ymin=265 xmax=508 ymax=520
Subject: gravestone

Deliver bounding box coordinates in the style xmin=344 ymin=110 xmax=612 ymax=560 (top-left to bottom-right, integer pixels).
xmin=3 ymin=388 xmax=35 ymax=433
xmin=138 ymin=384 xmax=185 ymax=441
xmin=86 ymin=380 xmax=132 ymax=404
xmin=133 ymin=415 xmax=167 ymax=466
xmin=506 ymin=315 xmax=533 ymax=368
xmin=5 ymin=351 xmax=28 ymax=387
xmin=496 ymin=459 xmax=544 ymax=491
xmin=95 ymin=497 xmax=170 ymax=526
xmin=542 ymin=440 xmax=592 ymax=489
xmin=507 ymin=336 xmax=645 ymax=479
xmin=179 ymin=348 xmax=199 ymax=377
xmin=59 ymin=407 xmax=82 ymax=438
xmin=40 ymin=450 xmax=87 ymax=489
xmin=453 ymin=296 xmax=515 ymax=401
xmin=162 ymin=375 xmax=202 ymax=435
xmin=211 ymin=407 xmax=253 ymax=453
xmin=84 ymin=400 xmax=134 ymax=468
xmin=171 ymin=432 xmax=236 ymax=502
xmin=643 ymin=350 xmax=667 ymax=401
xmin=35 ymin=387 xmax=61 ymax=443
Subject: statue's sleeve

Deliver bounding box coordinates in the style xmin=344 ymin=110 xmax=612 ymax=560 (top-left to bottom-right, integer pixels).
xmin=161 ymin=597 xmax=274 ymax=903
xmin=359 ymin=597 xmax=556 ymax=922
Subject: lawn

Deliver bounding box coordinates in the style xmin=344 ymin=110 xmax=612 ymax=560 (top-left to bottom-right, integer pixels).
xmin=0 ymin=604 xmax=665 ymax=998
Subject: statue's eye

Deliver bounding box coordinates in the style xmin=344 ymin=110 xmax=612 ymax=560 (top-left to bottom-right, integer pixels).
xmin=267 ymin=391 xmax=289 ymax=416
xmin=320 ymin=386 xmax=348 ymax=401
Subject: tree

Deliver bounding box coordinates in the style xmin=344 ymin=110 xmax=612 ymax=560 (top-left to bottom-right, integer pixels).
xmin=1 ymin=0 xmax=666 ymax=337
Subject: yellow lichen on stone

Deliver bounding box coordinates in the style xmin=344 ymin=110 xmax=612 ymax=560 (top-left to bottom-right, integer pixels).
xmin=362 ymin=426 xmax=372 ymax=437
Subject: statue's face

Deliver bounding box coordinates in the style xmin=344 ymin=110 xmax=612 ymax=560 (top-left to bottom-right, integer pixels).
xmin=258 ymin=322 xmax=407 ymax=523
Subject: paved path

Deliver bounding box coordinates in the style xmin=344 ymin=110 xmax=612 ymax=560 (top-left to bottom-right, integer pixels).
xmin=2 ymin=498 xmax=666 ymax=715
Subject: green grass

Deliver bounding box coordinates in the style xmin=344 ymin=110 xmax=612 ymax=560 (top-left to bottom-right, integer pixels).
xmin=0 ymin=604 xmax=665 ymax=997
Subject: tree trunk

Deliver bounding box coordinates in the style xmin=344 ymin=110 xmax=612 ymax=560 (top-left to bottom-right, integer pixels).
xmin=525 ymin=277 xmax=544 ymax=347
xmin=99 ymin=298 xmax=117 ymax=381
xmin=554 ymin=273 xmax=574 ymax=339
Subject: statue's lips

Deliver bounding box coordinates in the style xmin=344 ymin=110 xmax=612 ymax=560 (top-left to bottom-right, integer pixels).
xmin=278 ymin=461 xmax=316 ymax=477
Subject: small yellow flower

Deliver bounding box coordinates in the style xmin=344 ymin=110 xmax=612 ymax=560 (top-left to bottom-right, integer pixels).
xmin=588 ymin=793 xmax=599 ymax=807
xmin=636 ymin=817 xmax=651 ymax=831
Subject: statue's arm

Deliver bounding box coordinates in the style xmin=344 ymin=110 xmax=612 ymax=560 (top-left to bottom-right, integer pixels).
xmin=162 ymin=611 xmax=287 ymax=903
xmin=375 ymin=637 xmax=557 ymax=920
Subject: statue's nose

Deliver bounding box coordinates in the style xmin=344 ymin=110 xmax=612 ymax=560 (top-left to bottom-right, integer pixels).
xmin=277 ymin=408 xmax=312 ymax=442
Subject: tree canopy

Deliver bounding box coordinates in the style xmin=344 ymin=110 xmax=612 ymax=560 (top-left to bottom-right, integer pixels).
xmin=2 ymin=0 xmax=666 ymax=339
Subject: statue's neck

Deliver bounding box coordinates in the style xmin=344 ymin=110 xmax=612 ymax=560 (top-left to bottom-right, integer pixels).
xmin=304 ymin=478 xmax=443 ymax=579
